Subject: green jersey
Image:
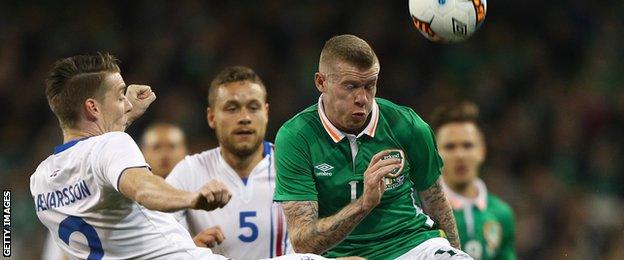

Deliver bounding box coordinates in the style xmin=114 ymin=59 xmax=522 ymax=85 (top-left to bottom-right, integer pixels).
xmin=443 ymin=179 xmax=516 ymax=260
xmin=274 ymin=97 xmax=445 ymax=259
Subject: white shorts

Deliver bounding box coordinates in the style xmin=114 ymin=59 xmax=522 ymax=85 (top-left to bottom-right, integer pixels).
xmin=396 ymin=238 xmax=473 ymax=260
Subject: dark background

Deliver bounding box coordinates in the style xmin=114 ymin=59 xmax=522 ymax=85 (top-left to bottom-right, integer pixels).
xmin=1 ymin=1 xmax=623 ymax=259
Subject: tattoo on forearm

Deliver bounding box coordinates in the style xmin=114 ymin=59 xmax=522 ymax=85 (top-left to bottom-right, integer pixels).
xmin=281 ymin=200 xmax=367 ymax=254
xmin=420 ymin=180 xmax=461 ymax=249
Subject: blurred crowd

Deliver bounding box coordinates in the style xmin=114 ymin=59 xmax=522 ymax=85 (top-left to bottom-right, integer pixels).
xmin=1 ymin=1 xmax=622 ymax=259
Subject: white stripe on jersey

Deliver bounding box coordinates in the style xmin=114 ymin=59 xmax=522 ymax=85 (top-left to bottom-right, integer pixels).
xmin=166 ymin=142 xmax=291 ymax=260
xmin=30 ymin=132 xmax=226 ymax=260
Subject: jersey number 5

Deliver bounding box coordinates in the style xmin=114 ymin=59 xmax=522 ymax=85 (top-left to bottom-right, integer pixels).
xmin=58 ymin=216 xmax=103 ymax=260
xmin=238 ymin=211 xmax=259 ymax=242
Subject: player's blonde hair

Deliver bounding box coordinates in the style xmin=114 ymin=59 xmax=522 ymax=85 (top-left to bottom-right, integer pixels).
xmin=45 ymin=53 xmax=121 ymax=128
xmin=319 ymin=34 xmax=379 ymax=71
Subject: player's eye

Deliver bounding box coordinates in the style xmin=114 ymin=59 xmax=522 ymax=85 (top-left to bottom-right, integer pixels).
xmin=344 ymin=84 xmax=356 ymax=90
xmin=463 ymin=142 xmax=474 ymax=149
xmin=444 ymin=143 xmax=455 ymax=150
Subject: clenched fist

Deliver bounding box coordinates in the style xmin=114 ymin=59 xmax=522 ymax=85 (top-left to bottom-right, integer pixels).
xmin=125 ymin=84 xmax=156 ymax=124
xmin=192 ymin=180 xmax=232 ymax=211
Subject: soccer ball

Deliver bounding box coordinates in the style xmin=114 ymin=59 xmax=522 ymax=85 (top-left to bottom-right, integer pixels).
xmin=409 ymin=0 xmax=487 ymax=43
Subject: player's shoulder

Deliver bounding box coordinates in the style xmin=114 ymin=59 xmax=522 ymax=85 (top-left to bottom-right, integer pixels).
xmin=278 ymin=103 xmax=321 ymax=136
xmin=30 ymin=156 xmax=53 ymax=193
xmin=487 ymin=193 xmax=515 ymax=219
xmin=172 ymin=147 xmax=221 ymax=176
xmin=78 ymin=132 xmax=136 ymax=150
xmin=376 ymin=98 xmax=430 ymax=133
xmin=99 ymin=131 xmax=134 ymax=142
xmin=184 ymin=147 xmax=221 ymax=166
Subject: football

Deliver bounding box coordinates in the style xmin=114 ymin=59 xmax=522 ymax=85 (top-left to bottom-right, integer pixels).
xmin=409 ymin=0 xmax=487 ymax=43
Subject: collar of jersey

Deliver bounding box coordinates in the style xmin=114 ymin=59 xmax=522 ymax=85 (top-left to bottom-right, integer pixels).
xmin=216 ymin=141 xmax=272 ymax=187
xmin=442 ymin=178 xmax=488 ymax=211
xmin=53 ymin=136 xmax=92 ymax=154
xmin=317 ymin=94 xmax=379 ymax=143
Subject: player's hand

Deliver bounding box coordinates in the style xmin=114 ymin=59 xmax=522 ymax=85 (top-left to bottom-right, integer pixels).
xmin=361 ymin=150 xmax=402 ymax=211
xmin=193 ymin=225 xmax=225 ymax=248
xmin=192 ymin=180 xmax=232 ymax=211
xmin=125 ymin=84 xmax=156 ymax=122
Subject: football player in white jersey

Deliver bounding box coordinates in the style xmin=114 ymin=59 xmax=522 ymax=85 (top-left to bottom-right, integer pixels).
xmin=166 ymin=66 xmax=290 ymax=259
xmin=31 ymin=53 xmax=231 ymax=260
xmin=41 ymin=122 xmax=189 ymax=259
xmin=141 ymin=122 xmax=188 ymax=178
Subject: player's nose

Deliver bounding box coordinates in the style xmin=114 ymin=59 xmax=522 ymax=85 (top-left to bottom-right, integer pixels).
xmin=125 ymin=97 xmax=133 ymax=113
xmin=238 ymin=111 xmax=252 ymax=125
xmin=354 ymin=89 xmax=369 ymax=107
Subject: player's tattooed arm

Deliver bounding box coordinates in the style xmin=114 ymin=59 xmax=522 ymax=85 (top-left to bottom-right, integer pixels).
xmin=419 ymin=177 xmax=461 ymax=249
xmin=281 ymin=151 xmax=403 ymax=254
xmin=281 ymin=200 xmax=368 ymax=254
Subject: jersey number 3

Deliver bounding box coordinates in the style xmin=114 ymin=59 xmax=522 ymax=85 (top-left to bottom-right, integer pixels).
xmin=58 ymin=216 xmax=104 ymax=260
xmin=238 ymin=211 xmax=259 ymax=242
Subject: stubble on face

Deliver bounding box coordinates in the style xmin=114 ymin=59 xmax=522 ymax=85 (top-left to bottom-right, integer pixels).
xmin=320 ymin=60 xmax=379 ymax=133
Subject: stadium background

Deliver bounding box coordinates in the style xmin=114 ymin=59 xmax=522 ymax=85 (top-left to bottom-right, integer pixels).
xmin=1 ymin=1 xmax=623 ymax=259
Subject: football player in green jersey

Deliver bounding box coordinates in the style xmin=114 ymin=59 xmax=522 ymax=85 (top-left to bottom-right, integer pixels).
xmin=274 ymin=34 xmax=472 ymax=259
xmin=431 ymin=102 xmax=516 ymax=260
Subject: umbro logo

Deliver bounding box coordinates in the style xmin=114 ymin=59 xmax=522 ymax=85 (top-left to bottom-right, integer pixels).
xmin=314 ymin=163 xmax=333 ymax=177
xmin=315 ymin=163 xmax=333 ymax=172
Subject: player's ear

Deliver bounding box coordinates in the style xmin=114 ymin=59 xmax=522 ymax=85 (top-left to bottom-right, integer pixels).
xmin=477 ymin=131 xmax=487 ymax=161
xmin=206 ymin=106 xmax=216 ymax=129
xmin=314 ymin=72 xmax=326 ymax=93
xmin=84 ymin=98 xmax=99 ymax=121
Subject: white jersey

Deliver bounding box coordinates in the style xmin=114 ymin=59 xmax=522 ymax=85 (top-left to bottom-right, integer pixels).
xmin=42 ymin=232 xmax=66 ymax=260
xmin=30 ymin=132 xmax=225 ymax=260
xmin=166 ymin=141 xmax=290 ymax=260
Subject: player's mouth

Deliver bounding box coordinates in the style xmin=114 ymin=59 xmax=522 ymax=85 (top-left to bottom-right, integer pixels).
xmin=233 ymin=128 xmax=256 ymax=137
xmin=351 ymin=111 xmax=367 ymax=120
xmin=455 ymin=165 xmax=468 ymax=176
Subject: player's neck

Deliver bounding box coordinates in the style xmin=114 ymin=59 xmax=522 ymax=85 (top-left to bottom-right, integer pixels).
xmin=62 ymin=124 xmax=105 ymax=143
xmin=220 ymin=145 xmax=264 ymax=179
xmin=324 ymin=105 xmax=371 ymax=135
xmin=450 ymin=181 xmax=479 ymax=199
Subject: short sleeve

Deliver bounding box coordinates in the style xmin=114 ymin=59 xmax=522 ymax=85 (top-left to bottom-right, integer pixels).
xmin=498 ymin=205 xmax=517 ymax=260
xmin=94 ymin=132 xmax=149 ymax=191
xmin=404 ymin=109 xmax=443 ymax=191
xmin=165 ymin=159 xmax=192 ymax=222
xmin=273 ymin=126 xmax=318 ymax=201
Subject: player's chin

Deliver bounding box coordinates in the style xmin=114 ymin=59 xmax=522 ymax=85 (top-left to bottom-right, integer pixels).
xmin=232 ymin=142 xmax=260 ymax=156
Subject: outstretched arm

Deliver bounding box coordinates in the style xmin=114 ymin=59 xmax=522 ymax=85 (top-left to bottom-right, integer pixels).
xmin=119 ymin=167 xmax=231 ymax=212
xmin=419 ymin=177 xmax=461 ymax=249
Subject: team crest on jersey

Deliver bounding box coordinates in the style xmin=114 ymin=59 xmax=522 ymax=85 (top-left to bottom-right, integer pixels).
xmin=385 ymin=174 xmax=405 ymax=190
xmin=483 ymin=220 xmax=502 ymax=255
xmin=314 ymin=163 xmax=334 ymax=177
